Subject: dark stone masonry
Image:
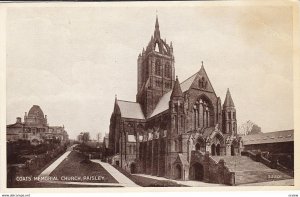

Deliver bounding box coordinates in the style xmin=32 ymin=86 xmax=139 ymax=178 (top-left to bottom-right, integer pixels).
xmin=107 ymin=16 xmax=293 ymax=185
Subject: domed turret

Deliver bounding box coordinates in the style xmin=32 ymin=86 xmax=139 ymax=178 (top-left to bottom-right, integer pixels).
xmin=28 ymin=105 xmax=45 ymax=119
xmin=25 ymin=105 xmax=47 ymax=126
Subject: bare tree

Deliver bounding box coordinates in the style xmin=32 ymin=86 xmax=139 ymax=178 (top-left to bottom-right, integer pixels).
xmin=238 ymin=120 xmax=262 ymax=135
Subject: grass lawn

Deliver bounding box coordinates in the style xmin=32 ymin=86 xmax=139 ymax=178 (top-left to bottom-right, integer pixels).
xmin=50 ymin=151 xmax=118 ymax=183
xmin=113 ymin=165 xmax=186 ymax=187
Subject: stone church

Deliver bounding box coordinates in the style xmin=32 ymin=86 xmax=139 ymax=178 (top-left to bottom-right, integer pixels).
xmin=108 ymin=17 xmax=243 ymax=183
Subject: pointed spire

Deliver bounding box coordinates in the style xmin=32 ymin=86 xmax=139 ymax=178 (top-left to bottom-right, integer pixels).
xmin=155 ymin=14 xmax=159 ymax=29
xmin=171 ymin=76 xmax=183 ymax=98
xmin=114 ymin=94 xmax=121 ymax=114
xmin=154 ymin=15 xmax=160 ymax=39
xmin=223 ymin=88 xmax=235 ymax=107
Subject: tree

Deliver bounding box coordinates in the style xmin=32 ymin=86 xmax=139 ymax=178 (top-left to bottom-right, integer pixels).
xmin=82 ymin=132 xmax=90 ymax=144
xmin=238 ymin=120 xmax=262 ymax=135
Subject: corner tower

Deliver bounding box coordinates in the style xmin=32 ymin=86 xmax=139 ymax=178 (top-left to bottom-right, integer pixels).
xmin=136 ymin=16 xmax=175 ymax=118
xmin=222 ymin=89 xmax=237 ymax=135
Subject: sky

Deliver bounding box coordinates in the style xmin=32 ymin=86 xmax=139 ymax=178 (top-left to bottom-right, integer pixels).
xmin=6 ymin=4 xmax=294 ymax=140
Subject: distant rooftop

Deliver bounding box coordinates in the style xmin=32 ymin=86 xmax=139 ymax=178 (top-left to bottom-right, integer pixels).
xmin=241 ymin=129 xmax=294 ymax=145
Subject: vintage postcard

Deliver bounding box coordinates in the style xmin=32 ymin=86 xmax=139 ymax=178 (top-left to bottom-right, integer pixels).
xmin=0 ymin=0 xmax=299 ymax=193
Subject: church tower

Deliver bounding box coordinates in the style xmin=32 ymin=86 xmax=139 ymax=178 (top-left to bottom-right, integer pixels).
xmin=222 ymin=89 xmax=237 ymax=135
xmin=136 ymin=16 xmax=175 ymax=118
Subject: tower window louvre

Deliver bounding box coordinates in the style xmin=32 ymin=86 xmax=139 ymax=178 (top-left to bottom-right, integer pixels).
xmin=155 ymin=60 xmax=161 ymax=76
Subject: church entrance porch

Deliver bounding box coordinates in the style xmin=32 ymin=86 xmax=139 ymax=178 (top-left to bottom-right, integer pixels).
xmin=210 ymin=132 xmax=226 ymax=156
xmin=175 ymin=164 xmax=182 ymax=180
xmin=189 ymin=162 xmax=204 ymax=181
xmin=211 ymin=144 xmax=222 ymax=156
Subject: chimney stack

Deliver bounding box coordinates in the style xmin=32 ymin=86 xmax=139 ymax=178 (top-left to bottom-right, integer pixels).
xmin=16 ymin=117 xmax=22 ymax=123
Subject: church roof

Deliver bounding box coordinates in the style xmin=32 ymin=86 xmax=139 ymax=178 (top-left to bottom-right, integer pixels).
xmin=7 ymin=122 xmax=24 ymax=128
xmin=117 ymin=100 xmax=145 ymax=120
xmin=223 ymin=89 xmax=235 ymax=107
xmin=170 ymin=76 xmax=183 ymax=98
xmin=241 ymin=129 xmax=294 ymax=145
xmin=150 ymin=73 xmax=198 ymax=117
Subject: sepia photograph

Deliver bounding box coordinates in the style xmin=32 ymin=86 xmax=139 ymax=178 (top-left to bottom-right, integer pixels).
xmin=1 ymin=1 xmax=298 ymax=191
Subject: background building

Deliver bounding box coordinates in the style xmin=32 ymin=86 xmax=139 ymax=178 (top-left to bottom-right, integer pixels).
xmin=7 ymin=105 xmax=69 ymax=145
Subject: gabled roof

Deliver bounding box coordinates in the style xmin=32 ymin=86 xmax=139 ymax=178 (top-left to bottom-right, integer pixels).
xmin=150 ymin=65 xmax=217 ymax=118
xmin=241 ymin=129 xmax=294 ymax=145
xmin=150 ymin=73 xmax=198 ymax=117
xmin=174 ymin=153 xmax=189 ymax=166
xmin=117 ymin=100 xmax=145 ymax=120
xmin=202 ymin=127 xmax=215 ymax=138
xmin=223 ymin=89 xmax=235 ymax=108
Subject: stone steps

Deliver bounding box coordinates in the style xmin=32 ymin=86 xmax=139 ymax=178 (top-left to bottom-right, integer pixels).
xmin=211 ymin=156 xmax=291 ymax=185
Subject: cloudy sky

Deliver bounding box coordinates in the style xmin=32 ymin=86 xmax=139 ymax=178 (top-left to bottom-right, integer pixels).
xmin=6 ymin=3 xmax=293 ymax=139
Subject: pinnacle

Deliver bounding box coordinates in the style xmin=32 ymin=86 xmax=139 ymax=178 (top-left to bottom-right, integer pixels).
xmin=223 ymin=89 xmax=235 ymax=107
xmin=171 ymin=76 xmax=183 ymax=98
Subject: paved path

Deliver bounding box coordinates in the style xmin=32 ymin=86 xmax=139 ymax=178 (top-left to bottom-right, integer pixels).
xmin=39 ymin=144 xmax=77 ymax=176
xmin=135 ymin=174 xmax=223 ymax=187
xmin=91 ymin=160 xmax=139 ymax=187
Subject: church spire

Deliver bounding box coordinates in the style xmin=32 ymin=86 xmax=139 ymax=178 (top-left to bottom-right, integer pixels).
xmin=223 ymin=89 xmax=235 ymax=107
xmin=113 ymin=94 xmax=121 ymax=115
xmin=171 ymin=76 xmax=183 ymax=98
xmin=154 ymin=15 xmax=160 ymax=39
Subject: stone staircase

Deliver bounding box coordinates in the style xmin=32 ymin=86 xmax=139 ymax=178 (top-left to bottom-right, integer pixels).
xmin=211 ymin=156 xmax=292 ymax=185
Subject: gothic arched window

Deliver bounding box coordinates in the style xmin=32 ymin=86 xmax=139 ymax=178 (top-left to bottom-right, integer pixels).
xmin=199 ymin=77 xmax=207 ymax=89
xmin=164 ymin=63 xmax=171 ymax=78
xmin=175 ymin=115 xmax=178 ymax=133
xmin=155 ymin=59 xmax=161 ymax=76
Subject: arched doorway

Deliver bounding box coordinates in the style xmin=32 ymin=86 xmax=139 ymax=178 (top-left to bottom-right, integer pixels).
xmin=216 ymin=144 xmax=221 ymax=156
xmin=231 ymin=145 xmax=235 ymax=156
xmin=211 ymin=133 xmax=225 ymax=156
xmin=195 ymin=143 xmax=200 ymax=151
xmin=211 ymin=144 xmax=216 ymax=156
xmin=197 ymin=137 xmax=206 ymax=152
xmin=190 ymin=162 xmax=204 ymax=181
xmin=175 ymin=164 xmax=182 ymax=180
xmin=231 ymin=140 xmax=239 ymax=156
xmin=130 ymin=163 xmax=136 ymax=174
